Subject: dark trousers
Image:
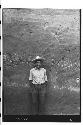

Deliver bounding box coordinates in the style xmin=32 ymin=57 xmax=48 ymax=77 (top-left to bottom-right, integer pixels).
xmin=30 ymin=83 xmax=47 ymax=115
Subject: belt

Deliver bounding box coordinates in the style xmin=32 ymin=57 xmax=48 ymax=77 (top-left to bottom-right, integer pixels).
xmin=33 ymin=83 xmax=45 ymax=85
xmin=32 ymin=82 xmax=47 ymax=86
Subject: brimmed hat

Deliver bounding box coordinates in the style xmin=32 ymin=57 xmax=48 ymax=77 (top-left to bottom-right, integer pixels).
xmin=32 ymin=56 xmax=45 ymax=63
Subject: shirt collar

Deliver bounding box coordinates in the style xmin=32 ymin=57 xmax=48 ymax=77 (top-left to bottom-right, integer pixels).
xmin=35 ymin=67 xmax=42 ymax=70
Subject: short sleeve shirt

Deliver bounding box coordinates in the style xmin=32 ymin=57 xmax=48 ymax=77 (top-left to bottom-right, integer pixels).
xmin=29 ymin=67 xmax=47 ymax=84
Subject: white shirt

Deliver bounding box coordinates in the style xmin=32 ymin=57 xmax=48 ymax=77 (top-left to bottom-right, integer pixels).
xmin=29 ymin=67 xmax=47 ymax=84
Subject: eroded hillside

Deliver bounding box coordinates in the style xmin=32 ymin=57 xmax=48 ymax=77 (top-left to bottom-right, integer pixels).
xmin=3 ymin=9 xmax=80 ymax=115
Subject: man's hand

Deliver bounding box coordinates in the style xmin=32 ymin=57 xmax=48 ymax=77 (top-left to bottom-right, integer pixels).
xmin=45 ymin=81 xmax=48 ymax=87
xmin=29 ymin=80 xmax=33 ymax=87
xmin=45 ymin=81 xmax=47 ymax=84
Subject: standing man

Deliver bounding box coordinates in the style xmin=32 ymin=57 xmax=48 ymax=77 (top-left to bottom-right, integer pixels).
xmin=29 ymin=56 xmax=48 ymax=115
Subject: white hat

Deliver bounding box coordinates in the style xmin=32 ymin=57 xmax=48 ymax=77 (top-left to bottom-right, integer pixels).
xmin=32 ymin=56 xmax=44 ymax=63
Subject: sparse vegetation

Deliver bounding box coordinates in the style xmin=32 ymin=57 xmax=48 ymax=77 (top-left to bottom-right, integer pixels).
xmin=3 ymin=9 xmax=80 ymax=115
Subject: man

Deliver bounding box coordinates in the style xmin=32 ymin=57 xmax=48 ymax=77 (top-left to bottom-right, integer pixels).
xmin=29 ymin=56 xmax=48 ymax=115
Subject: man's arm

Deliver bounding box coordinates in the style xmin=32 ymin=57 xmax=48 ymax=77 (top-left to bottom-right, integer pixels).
xmin=44 ymin=69 xmax=48 ymax=84
xmin=29 ymin=69 xmax=33 ymax=86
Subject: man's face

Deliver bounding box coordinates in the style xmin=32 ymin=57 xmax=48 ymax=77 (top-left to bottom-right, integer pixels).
xmin=35 ymin=61 xmax=41 ymax=69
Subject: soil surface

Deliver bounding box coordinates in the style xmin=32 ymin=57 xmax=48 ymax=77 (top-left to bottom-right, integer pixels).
xmin=3 ymin=9 xmax=80 ymax=115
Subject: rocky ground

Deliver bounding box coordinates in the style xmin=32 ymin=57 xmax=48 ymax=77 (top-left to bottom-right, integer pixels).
xmin=3 ymin=9 xmax=80 ymax=115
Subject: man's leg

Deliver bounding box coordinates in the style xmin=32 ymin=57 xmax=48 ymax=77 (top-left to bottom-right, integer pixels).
xmin=31 ymin=85 xmax=38 ymax=115
xmin=39 ymin=85 xmax=46 ymax=114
